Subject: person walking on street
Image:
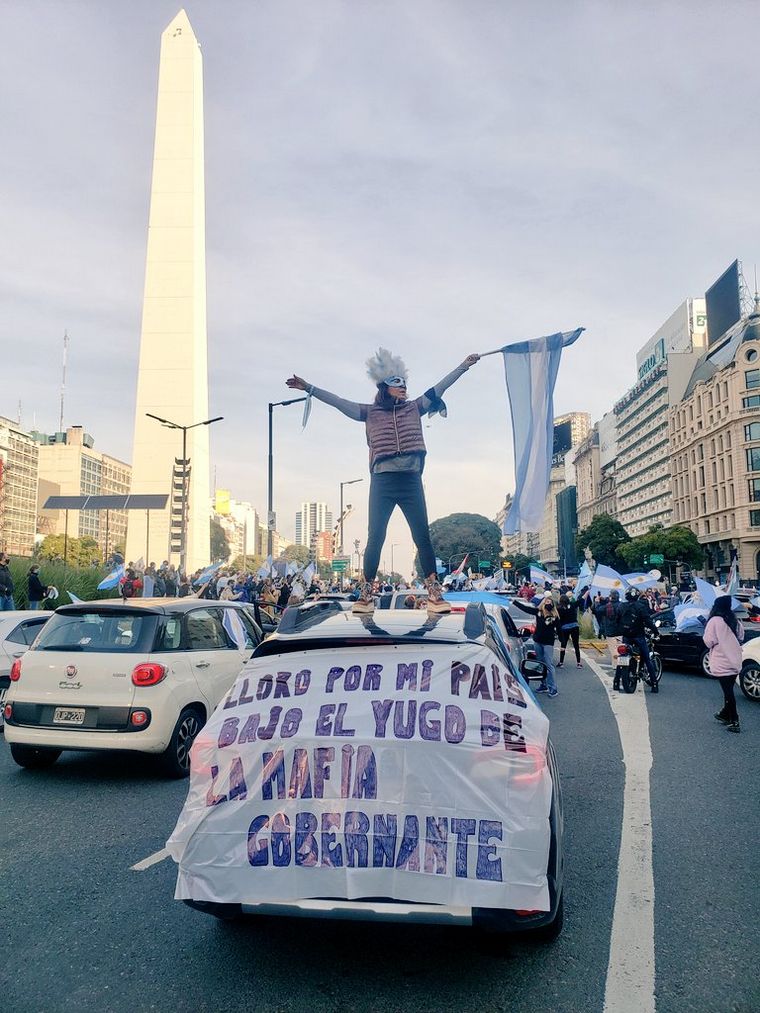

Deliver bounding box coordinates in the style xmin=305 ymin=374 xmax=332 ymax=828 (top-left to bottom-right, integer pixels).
xmin=557 ymin=594 xmax=582 ymax=668
xmin=514 ymin=592 xmax=561 ymax=697
xmin=703 ymin=595 xmax=744 ymax=733
xmin=287 ymin=349 xmax=480 ymax=615
xmin=0 ymin=554 xmax=15 ymax=610
xmin=595 ymin=590 xmax=626 ymax=685
xmin=27 ymin=565 xmax=51 ymax=610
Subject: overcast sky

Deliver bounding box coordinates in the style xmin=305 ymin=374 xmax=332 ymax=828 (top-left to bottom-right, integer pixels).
xmin=2 ymin=1 xmax=758 ymax=576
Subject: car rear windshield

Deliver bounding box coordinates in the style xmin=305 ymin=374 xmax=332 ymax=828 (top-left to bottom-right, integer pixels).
xmin=33 ymin=611 xmax=159 ymax=653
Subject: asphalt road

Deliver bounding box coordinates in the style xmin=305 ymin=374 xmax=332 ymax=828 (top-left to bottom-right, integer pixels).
xmin=1 ymin=658 xmax=757 ymax=1013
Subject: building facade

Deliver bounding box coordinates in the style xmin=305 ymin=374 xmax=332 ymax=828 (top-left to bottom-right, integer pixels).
xmin=36 ymin=427 xmax=131 ymax=559
xmin=212 ymin=489 xmax=258 ymax=563
xmin=0 ymin=417 xmax=40 ymax=556
xmin=295 ymin=502 xmax=333 ymax=549
xmin=670 ymin=304 xmax=760 ymax=581
xmin=614 ymin=299 xmax=706 ymax=537
xmin=575 ymin=411 xmax=618 ymax=532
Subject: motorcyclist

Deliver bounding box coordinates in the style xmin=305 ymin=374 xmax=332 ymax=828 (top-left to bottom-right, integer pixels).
xmin=619 ymin=587 xmax=660 ymax=692
xmin=594 ymin=590 xmax=626 ymax=689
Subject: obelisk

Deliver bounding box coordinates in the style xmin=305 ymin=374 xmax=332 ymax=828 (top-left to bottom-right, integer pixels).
xmin=127 ymin=9 xmax=211 ymax=572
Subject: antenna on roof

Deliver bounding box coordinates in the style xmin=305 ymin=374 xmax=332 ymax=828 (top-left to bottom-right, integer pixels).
xmin=59 ymin=331 xmax=69 ymax=432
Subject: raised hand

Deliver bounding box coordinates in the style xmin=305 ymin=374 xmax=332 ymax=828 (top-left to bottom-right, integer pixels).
xmin=463 ymin=353 xmax=480 ymax=368
xmin=286 ymin=375 xmax=308 ymax=391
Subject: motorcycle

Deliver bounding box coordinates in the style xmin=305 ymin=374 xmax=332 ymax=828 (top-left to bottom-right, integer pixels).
xmin=614 ymin=631 xmax=663 ymax=693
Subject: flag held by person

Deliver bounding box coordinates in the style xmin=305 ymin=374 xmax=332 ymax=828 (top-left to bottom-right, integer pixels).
xmin=97 ymin=564 xmax=125 ymax=591
xmin=483 ymin=329 xmax=583 ymax=534
xmin=530 ymin=563 xmax=552 ymax=586
xmin=587 ymin=563 xmax=626 ymax=596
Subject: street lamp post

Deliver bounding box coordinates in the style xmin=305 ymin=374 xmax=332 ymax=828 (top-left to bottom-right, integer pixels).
xmin=145 ymin=413 xmax=223 ymax=574
xmin=338 ymin=478 xmax=363 ymax=588
xmin=268 ymin=398 xmax=307 ymax=559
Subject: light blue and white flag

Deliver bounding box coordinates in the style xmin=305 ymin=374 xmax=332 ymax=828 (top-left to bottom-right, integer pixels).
xmin=623 ymin=572 xmax=660 ymax=590
xmin=193 ymin=561 xmax=224 ymax=587
xmin=495 ymin=329 xmax=584 ymax=534
xmin=674 ymin=601 xmax=708 ymax=632
xmin=286 ymin=561 xmax=299 ymax=577
xmin=530 ymin=564 xmax=553 ymax=586
xmin=587 ymin=563 xmax=627 ymax=596
xmin=68 ymin=592 xmax=83 ymax=604
xmin=97 ymin=564 xmax=125 ymax=591
xmin=222 ymin=608 xmax=248 ymax=650
xmin=301 ymin=562 xmax=317 ymax=585
xmin=724 ymin=558 xmax=740 ymax=595
xmin=256 ymin=556 xmax=274 ymax=580
xmin=694 ymin=577 xmax=718 ymax=608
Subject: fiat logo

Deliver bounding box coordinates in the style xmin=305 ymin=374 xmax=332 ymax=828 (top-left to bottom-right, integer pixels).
xmin=66 ymin=665 xmax=78 ymax=679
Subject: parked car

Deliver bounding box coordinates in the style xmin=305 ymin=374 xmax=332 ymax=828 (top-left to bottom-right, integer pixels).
xmin=0 ymin=611 xmax=53 ymax=729
xmin=3 ymin=599 xmax=262 ymax=776
xmin=653 ymin=607 xmax=760 ymax=675
xmin=739 ymin=638 xmax=760 ymax=702
xmin=167 ymin=600 xmax=564 ymax=939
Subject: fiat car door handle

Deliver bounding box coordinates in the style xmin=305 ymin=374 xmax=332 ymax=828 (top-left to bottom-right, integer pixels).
xmin=195 ymin=661 xmax=211 ymax=669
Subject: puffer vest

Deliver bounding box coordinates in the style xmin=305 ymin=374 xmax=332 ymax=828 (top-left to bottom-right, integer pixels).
xmin=365 ymin=401 xmax=427 ymax=470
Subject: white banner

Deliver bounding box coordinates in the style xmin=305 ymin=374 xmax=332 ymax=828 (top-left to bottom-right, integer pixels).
xmin=167 ymin=643 xmax=553 ymax=912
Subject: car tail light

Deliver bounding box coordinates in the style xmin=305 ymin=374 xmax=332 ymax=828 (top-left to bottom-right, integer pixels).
xmin=525 ymin=625 xmax=535 ymax=635
xmin=10 ymin=658 xmax=21 ymax=682
xmin=515 ymin=909 xmax=540 ymax=916
xmin=130 ymin=710 xmax=149 ymax=726
xmin=4 ymin=704 xmax=11 ymax=720
xmin=131 ymin=663 xmax=167 ymax=687
xmin=616 ymin=645 xmax=629 ymax=656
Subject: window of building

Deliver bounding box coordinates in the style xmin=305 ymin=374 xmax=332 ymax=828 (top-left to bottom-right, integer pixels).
xmin=729 ymin=483 xmax=735 ymax=505
xmin=705 ymin=518 xmax=710 ymax=534
xmin=743 ymin=396 xmax=760 ymax=409
xmin=712 ymin=461 xmax=717 ymax=483
xmin=751 ymin=510 xmax=760 ymax=527
xmin=698 ymin=444 xmax=704 ymax=461
xmin=745 ymin=422 xmax=760 ymax=441
xmin=750 ymin=479 xmax=760 ymax=502
xmin=746 ymin=348 xmax=759 ymax=363
xmin=746 ymin=447 xmax=760 ymax=471
xmin=701 ymin=492 xmax=707 ymax=513
xmin=699 ymin=465 xmax=705 ymax=487
xmin=726 ymin=431 xmax=732 ymax=450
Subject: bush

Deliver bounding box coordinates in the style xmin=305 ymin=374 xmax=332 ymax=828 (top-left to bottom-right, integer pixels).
xmin=6 ymin=557 xmax=115 ymax=608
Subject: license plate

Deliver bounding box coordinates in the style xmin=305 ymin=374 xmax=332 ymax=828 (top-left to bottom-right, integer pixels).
xmin=616 ymin=656 xmax=629 ymax=667
xmin=53 ymin=707 xmax=85 ymax=725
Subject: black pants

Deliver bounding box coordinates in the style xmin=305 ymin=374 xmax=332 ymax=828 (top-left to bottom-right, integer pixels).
xmin=717 ymin=675 xmax=739 ymax=722
xmin=363 ymin=472 xmax=436 ymax=581
xmin=558 ymin=627 xmax=581 ymax=663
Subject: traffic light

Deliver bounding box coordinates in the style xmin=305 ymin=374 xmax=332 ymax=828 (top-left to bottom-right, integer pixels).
xmin=502 ymin=560 xmax=512 ymax=569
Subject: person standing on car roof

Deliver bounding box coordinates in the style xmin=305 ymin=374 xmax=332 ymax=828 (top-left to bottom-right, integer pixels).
xmin=703 ymin=595 xmax=744 ymax=733
xmin=619 ymin=587 xmax=660 ymax=691
xmin=286 ymin=349 xmax=480 ymax=615
xmin=514 ymin=592 xmax=561 ymax=697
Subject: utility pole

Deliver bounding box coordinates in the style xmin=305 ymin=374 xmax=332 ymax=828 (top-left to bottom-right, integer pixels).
xmin=59 ymin=331 xmax=69 ymax=433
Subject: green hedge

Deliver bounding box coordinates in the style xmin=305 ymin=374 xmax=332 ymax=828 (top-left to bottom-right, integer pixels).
xmin=5 ymin=557 xmax=119 ymax=609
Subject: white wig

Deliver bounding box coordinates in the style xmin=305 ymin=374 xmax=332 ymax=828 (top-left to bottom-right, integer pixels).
xmin=366 ymin=347 xmax=409 ymax=387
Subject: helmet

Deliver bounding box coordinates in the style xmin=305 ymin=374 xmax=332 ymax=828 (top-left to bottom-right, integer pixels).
xmin=625 ymin=588 xmax=639 ymax=602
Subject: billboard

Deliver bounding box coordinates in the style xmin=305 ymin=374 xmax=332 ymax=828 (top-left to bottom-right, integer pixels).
xmin=553 ymin=419 xmax=573 ymax=458
xmin=635 ymin=298 xmax=707 ymax=379
xmin=706 ymin=260 xmax=741 ymax=346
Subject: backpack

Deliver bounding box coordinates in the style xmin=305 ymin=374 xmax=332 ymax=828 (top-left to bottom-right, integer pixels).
xmin=620 ymin=605 xmax=639 ymax=638
xmin=605 ymin=601 xmax=615 ymax=621
xmin=122 ymin=579 xmax=135 ymax=598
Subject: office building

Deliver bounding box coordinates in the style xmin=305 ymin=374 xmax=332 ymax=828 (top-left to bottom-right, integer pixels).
xmin=574 ymin=411 xmax=618 ymax=532
xmin=295 ymin=502 xmax=333 ymax=549
xmin=0 ymin=417 xmax=40 ymax=556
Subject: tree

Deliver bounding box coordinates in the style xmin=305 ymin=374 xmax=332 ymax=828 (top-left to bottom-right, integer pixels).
xmin=38 ymin=534 xmax=102 ymax=567
xmin=281 ymin=543 xmax=310 ymax=566
xmin=426 ymin=513 xmax=503 ymax=574
xmin=209 ymin=519 xmax=231 ymax=562
xmin=575 ymin=514 xmax=630 ymax=570
xmin=617 ymin=524 xmax=704 ymax=572
xmin=229 ymin=553 xmax=264 ymax=573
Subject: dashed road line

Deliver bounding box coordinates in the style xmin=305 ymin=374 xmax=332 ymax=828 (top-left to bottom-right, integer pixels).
xmin=583 ymin=650 xmax=656 ymax=1013
xmin=131 ymin=847 xmax=170 ymax=872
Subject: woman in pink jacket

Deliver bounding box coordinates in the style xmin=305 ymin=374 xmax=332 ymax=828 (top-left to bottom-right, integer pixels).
xmin=702 ymin=595 xmax=744 ymax=733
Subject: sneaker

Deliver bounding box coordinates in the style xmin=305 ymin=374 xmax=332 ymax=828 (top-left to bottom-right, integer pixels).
xmin=424 ymin=576 xmax=451 ymax=614
xmin=714 ymin=711 xmax=730 ymax=724
xmin=576 ymin=662 xmax=583 ymax=668
xmin=351 ymin=582 xmax=375 ymax=615
xmin=726 ymin=721 xmax=741 ymax=733
xmin=534 ymin=684 xmax=548 ymax=693
xmin=547 ymin=688 xmax=559 ymax=698
xmin=556 ymin=662 xmax=564 ymax=669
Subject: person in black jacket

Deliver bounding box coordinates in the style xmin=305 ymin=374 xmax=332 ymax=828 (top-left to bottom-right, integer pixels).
xmin=514 ymin=592 xmax=561 ymax=697
xmin=557 ymin=594 xmax=582 ymax=668
xmin=619 ymin=588 xmax=659 ymax=689
xmin=27 ymin=565 xmax=51 ymax=610
xmin=0 ymin=554 xmax=15 ymax=610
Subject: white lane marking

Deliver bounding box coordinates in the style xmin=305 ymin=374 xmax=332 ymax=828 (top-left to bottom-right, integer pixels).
xmin=583 ymin=651 xmax=656 ymax=1013
xmin=131 ymin=847 xmax=170 ymax=871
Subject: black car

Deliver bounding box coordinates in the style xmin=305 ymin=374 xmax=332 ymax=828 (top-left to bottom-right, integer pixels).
xmin=653 ymin=608 xmax=760 ymax=675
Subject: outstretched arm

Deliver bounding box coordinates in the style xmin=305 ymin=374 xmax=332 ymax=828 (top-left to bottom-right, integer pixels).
xmin=417 ymin=354 xmax=480 ymax=412
xmin=286 ymin=375 xmax=367 ymax=422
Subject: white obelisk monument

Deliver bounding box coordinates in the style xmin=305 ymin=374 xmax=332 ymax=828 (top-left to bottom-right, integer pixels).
xmin=127 ymin=10 xmax=211 ymax=572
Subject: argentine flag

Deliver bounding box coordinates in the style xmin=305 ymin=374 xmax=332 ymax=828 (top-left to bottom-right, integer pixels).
xmin=587 ymin=564 xmax=626 ymax=596
xmin=530 ymin=564 xmax=553 ymax=586
xmin=97 ymin=564 xmax=125 ymax=591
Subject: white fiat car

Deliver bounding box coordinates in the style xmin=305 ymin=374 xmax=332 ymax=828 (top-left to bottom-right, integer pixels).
xmin=3 ymin=599 xmax=262 ymax=776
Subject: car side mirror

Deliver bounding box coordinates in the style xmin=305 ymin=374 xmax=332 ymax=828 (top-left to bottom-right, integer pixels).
xmin=520 ymin=659 xmax=547 ymax=681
